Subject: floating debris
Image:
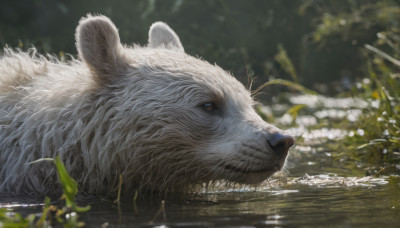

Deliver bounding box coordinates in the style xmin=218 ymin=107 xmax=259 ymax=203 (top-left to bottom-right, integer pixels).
xmin=199 ymin=173 xmax=389 ymax=195
xmin=263 ymin=173 xmax=389 ymax=188
xmin=288 ymin=173 xmax=389 ymax=187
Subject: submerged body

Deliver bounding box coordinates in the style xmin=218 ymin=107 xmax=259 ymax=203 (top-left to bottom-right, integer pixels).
xmin=0 ymin=15 xmax=293 ymax=195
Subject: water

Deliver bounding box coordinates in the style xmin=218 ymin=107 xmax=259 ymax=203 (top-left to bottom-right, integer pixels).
xmin=2 ymin=144 xmax=399 ymax=227
xmin=82 ymin=180 xmax=400 ymax=227
xmin=1 ymin=95 xmax=400 ymax=227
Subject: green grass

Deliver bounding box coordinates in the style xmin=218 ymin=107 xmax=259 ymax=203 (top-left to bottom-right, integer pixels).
xmin=342 ymin=44 xmax=400 ymax=170
xmin=0 ymin=156 xmax=90 ymax=228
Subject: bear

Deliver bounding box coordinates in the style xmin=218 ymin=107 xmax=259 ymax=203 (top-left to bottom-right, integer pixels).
xmin=0 ymin=14 xmax=294 ymax=196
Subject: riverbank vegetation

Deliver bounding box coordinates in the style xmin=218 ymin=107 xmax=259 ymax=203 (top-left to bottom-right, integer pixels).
xmin=260 ymin=1 xmax=400 ymax=174
xmin=341 ymin=41 xmax=399 ymax=173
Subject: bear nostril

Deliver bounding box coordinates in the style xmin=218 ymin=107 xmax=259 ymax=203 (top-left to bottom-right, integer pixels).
xmin=268 ymin=133 xmax=295 ymax=155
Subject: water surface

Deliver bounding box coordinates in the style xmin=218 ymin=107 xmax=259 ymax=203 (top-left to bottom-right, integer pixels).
xmin=2 ymin=146 xmax=399 ymax=227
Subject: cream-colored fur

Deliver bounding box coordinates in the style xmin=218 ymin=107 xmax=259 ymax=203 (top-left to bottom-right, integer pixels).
xmin=0 ymin=14 xmax=290 ymax=196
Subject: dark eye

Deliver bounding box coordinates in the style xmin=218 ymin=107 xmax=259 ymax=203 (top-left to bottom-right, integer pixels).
xmin=202 ymin=102 xmax=217 ymax=112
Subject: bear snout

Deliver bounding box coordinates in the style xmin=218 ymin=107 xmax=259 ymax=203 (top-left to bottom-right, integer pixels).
xmin=268 ymin=132 xmax=295 ymax=157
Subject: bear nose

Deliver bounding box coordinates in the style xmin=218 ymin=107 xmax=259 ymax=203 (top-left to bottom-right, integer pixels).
xmin=268 ymin=133 xmax=294 ymax=155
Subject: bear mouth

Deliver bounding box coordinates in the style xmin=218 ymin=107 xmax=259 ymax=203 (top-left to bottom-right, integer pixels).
xmin=218 ymin=163 xmax=281 ymax=185
xmin=222 ymin=164 xmax=281 ymax=174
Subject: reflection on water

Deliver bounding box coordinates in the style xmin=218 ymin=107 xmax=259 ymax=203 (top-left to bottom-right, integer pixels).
xmin=276 ymin=94 xmax=370 ymax=145
xmin=314 ymin=109 xmax=362 ymax=121
xmin=1 ymin=169 xmax=399 ymax=227
xmin=287 ymin=127 xmax=348 ymax=143
xmin=8 ymin=178 xmax=399 ymax=227
xmin=289 ymin=94 xmax=368 ymax=109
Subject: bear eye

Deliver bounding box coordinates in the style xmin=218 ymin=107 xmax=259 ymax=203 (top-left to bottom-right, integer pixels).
xmin=202 ymin=102 xmax=217 ymax=112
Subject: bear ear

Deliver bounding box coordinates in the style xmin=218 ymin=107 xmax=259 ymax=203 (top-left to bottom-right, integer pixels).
xmin=76 ymin=14 xmax=128 ymax=84
xmin=148 ymin=22 xmax=184 ymax=53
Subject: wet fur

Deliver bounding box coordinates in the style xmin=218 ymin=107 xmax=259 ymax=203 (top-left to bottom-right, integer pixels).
xmin=0 ymin=15 xmax=287 ymax=196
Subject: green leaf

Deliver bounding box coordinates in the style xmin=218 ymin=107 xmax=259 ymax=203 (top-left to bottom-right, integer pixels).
xmin=253 ymin=79 xmax=318 ymax=96
xmin=287 ymin=104 xmax=307 ymax=120
xmin=274 ymin=44 xmax=299 ymax=82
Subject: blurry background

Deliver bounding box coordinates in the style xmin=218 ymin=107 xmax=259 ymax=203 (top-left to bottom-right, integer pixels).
xmin=0 ymin=3 xmax=400 ymax=226
xmin=0 ymin=0 xmax=399 ymax=96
